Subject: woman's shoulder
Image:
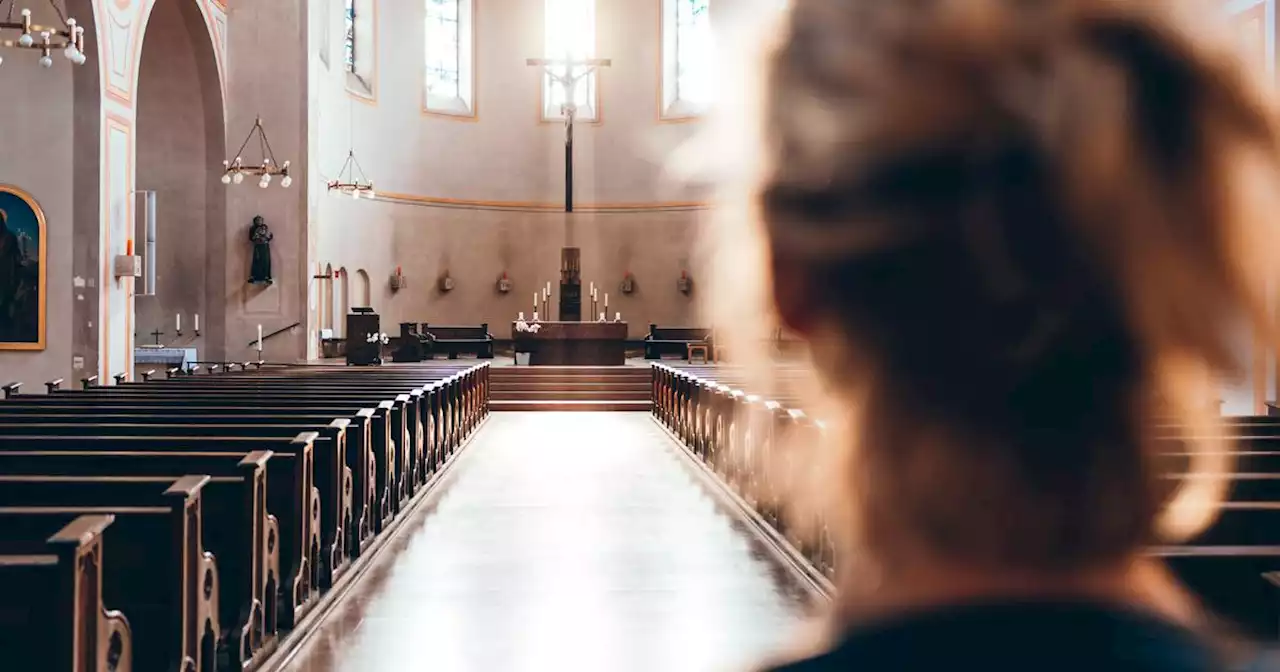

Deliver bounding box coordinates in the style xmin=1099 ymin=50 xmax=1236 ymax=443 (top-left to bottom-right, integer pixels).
xmin=764 ymin=601 xmax=1228 ymax=672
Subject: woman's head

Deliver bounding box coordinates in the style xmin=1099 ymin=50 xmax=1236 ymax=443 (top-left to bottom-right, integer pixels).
xmin=715 ymin=0 xmax=1280 ymax=588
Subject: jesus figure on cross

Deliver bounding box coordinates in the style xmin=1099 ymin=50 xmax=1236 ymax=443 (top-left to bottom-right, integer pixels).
xmin=527 ymin=54 xmax=611 ymax=213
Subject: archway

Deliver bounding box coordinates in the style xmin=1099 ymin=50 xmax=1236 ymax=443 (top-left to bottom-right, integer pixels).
xmin=335 ymin=267 xmax=350 ymax=337
xmin=323 ymin=263 xmax=335 ymax=332
xmin=356 ymin=269 xmax=372 ymax=308
xmin=134 ymin=0 xmax=227 ymax=359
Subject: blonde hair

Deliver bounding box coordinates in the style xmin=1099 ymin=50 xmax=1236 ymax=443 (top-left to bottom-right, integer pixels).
xmin=707 ymin=0 xmax=1280 ymax=632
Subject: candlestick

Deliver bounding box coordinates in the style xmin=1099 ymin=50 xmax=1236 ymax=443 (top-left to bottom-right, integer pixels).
xmin=533 ymin=311 xmax=539 ymax=322
xmin=599 ymin=312 xmax=605 ymax=322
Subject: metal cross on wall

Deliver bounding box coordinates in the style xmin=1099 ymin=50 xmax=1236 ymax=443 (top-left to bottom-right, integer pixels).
xmin=526 ymin=55 xmax=612 ymax=213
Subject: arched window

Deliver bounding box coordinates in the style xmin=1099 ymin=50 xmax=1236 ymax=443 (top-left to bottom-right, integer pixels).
xmin=543 ymin=0 xmax=597 ymax=122
xmin=424 ymin=0 xmax=476 ymax=116
xmin=346 ymin=0 xmax=377 ymax=100
xmin=661 ymin=0 xmax=712 ymax=119
xmin=356 ymin=269 xmax=372 ymax=308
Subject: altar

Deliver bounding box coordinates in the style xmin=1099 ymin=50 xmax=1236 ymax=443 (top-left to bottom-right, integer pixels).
xmin=512 ymin=321 xmax=627 ymax=366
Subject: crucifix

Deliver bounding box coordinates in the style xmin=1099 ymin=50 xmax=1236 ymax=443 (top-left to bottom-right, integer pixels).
xmin=149 ymin=329 xmax=165 ymax=346
xmin=526 ymin=55 xmax=612 ymax=213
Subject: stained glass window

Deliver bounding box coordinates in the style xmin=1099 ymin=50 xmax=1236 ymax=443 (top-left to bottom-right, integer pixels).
xmin=544 ymin=0 xmax=596 ymax=120
xmin=344 ymin=0 xmax=356 ymax=72
xmin=674 ymin=0 xmax=711 ymax=108
xmin=425 ymin=0 xmax=461 ymax=99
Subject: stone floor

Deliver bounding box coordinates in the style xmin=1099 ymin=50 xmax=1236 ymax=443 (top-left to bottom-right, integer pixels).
xmin=278 ymin=413 xmax=812 ymax=672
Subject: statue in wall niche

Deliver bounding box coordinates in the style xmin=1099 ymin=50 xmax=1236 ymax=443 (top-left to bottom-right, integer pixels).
xmin=248 ymin=215 xmax=274 ymax=285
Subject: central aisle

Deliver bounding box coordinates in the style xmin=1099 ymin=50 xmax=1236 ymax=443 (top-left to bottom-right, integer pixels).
xmin=281 ymin=412 xmax=813 ymax=672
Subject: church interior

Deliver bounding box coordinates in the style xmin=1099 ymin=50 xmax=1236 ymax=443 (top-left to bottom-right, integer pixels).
xmin=2 ymin=0 xmax=1280 ymax=670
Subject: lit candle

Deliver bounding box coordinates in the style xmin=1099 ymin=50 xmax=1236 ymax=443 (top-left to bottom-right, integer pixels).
xmin=590 ymin=282 xmax=595 ymax=297
xmin=534 ymin=292 xmax=539 ymax=310
xmin=176 ymin=313 xmax=181 ymax=332
xmin=194 ymin=314 xmax=200 ymax=332
xmin=546 ymin=281 xmax=551 ymax=296
xmin=257 ymin=324 xmax=263 ymax=352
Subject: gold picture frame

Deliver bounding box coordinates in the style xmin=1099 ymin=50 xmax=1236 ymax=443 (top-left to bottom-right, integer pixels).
xmin=0 ymin=184 xmax=47 ymax=350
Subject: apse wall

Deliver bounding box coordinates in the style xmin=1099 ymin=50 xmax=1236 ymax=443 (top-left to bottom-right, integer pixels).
xmin=0 ymin=14 xmax=74 ymax=387
xmin=309 ymin=0 xmax=723 ymax=339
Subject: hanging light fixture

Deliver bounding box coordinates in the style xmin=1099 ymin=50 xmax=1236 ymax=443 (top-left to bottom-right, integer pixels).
xmin=222 ymin=116 xmax=292 ymax=188
xmin=0 ymin=0 xmax=87 ymax=67
xmin=327 ymin=149 xmax=374 ymax=199
xmin=327 ymin=96 xmax=374 ymax=199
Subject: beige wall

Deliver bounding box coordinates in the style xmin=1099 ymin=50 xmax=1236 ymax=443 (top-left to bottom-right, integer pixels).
xmin=0 ymin=3 xmax=75 ymax=388
xmin=308 ymin=0 xmax=725 ymax=343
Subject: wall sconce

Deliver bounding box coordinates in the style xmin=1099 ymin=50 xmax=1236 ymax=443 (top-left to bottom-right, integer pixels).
xmin=677 ymin=270 xmax=693 ymax=295
xmin=390 ymin=266 xmax=407 ymax=292
xmin=438 ymin=271 xmax=455 ymax=293
xmin=496 ymin=271 xmax=512 ymax=294
xmin=619 ymin=272 xmax=635 ymax=295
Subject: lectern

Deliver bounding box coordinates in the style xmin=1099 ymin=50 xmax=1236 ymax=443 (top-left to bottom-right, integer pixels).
xmin=346 ymin=307 xmax=381 ymax=366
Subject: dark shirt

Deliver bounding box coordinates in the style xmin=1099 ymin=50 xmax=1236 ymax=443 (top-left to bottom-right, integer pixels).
xmin=767 ymin=601 xmax=1249 ymax=671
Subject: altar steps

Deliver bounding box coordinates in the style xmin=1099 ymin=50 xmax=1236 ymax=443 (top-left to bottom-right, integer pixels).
xmin=490 ymin=366 xmax=651 ymax=412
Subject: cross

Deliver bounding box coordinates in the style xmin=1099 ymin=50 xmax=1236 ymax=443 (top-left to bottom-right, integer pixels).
xmin=149 ymin=329 xmax=165 ymax=346
xmin=526 ymin=55 xmax=612 ymax=213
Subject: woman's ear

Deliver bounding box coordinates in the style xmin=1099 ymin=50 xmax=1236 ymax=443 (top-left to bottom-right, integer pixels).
xmin=771 ymin=251 xmax=820 ymax=336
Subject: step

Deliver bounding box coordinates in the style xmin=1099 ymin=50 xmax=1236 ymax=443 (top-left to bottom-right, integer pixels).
xmin=491 ymin=370 xmax=650 ymax=378
xmin=491 ymin=382 xmax=650 ymax=392
xmin=491 ymin=390 xmax=651 ymax=401
xmin=491 ymin=400 xmax=652 ymax=412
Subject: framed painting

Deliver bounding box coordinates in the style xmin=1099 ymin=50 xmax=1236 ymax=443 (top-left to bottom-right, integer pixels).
xmin=0 ymin=185 xmax=46 ymax=350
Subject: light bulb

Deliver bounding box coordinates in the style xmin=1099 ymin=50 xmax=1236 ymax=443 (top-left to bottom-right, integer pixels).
xmin=0 ymin=55 xmax=5 ymax=67
xmin=19 ymin=33 xmax=34 ymax=48
xmin=232 ymin=172 xmax=244 ymax=185
xmin=72 ymin=52 xmax=85 ymax=65
xmin=280 ymin=175 xmax=292 ymax=188
xmin=20 ymin=8 xmax=30 ymax=16
xmin=351 ymin=190 xmax=360 ymax=200
xmin=64 ymin=44 xmax=77 ymax=60
xmin=39 ymin=55 xmax=52 ymax=68
xmin=258 ymin=177 xmax=270 ymax=189
xmin=220 ymin=174 xmax=232 ymax=185
xmin=261 ymin=173 xmax=272 ymax=185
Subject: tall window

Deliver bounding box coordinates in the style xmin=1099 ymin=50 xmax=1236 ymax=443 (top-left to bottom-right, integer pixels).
xmin=543 ymin=0 xmax=597 ymax=121
xmin=346 ymin=0 xmax=377 ymax=99
xmin=424 ymin=0 xmax=475 ymax=116
xmin=344 ymin=0 xmax=356 ymax=72
xmin=661 ymin=0 xmax=713 ymax=119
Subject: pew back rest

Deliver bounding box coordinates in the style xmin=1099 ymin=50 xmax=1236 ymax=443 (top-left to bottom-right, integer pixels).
xmin=647 ymin=325 xmax=713 ymax=342
xmin=424 ymin=324 xmax=492 ymax=341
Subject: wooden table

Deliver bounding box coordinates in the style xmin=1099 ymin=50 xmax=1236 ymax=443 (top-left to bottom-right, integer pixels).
xmin=512 ymin=321 xmax=627 ymax=366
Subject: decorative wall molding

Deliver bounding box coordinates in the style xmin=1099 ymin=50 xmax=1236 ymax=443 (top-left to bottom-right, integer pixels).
xmin=372 ymin=190 xmax=709 ymax=213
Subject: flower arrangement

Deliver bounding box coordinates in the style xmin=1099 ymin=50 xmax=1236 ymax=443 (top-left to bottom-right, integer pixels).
xmin=515 ymin=320 xmax=542 ymax=334
xmin=365 ymin=332 xmax=390 ymax=345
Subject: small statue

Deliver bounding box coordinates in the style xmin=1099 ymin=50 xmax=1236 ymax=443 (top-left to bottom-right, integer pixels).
xmin=248 ymin=215 xmax=273 ymax=285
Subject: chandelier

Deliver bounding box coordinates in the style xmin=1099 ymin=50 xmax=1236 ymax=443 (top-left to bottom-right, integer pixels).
xmin=221 ymin=116 xmax=292 ymax=189
xmin=0 ymin=0 xmax=87 ymax=67
xmin=327 ymin=149 xmax=374 ymax=199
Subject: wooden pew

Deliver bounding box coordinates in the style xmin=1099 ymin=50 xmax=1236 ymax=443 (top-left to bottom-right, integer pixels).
xmin=0 ymin=450 xmax=272 ymax=670
xmin=0 ymin=515 xmax=133 ymax=672
xmin=0 ymin=434 xmax=318 ymax=631
xmin=644 ymin=325 xmax=713 ymax=360
xmin=0 ymin=420 xmax=352 ymax=591
xmin=0 ymin=476 xmax=216 ymax=672
xmin=421 ymin=323 xmax=495 ymax=359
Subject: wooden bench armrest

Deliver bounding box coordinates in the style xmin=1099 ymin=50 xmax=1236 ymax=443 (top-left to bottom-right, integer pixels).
xmin=80 ymin=376 xmax=98 ymax=389
xmin=44 ymin=378 xmax=64 ymax=393
xmin=112 ymin=373 xmax=126 ymax=385
xmin=140 ymin=370 xmax=156 ymax=382
xmin=166 ymin=367 xmax=180 ymax=379
xmin=2 ymin=381 xmax=20 ymax=398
